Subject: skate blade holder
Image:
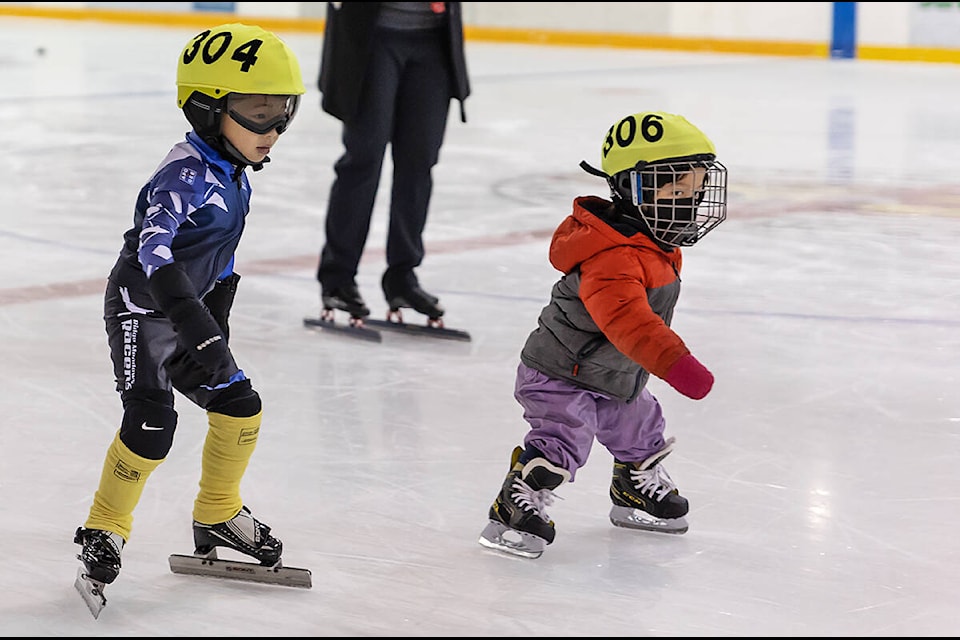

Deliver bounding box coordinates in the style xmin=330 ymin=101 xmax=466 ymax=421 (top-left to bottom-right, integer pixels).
xmin=74 ymin=567 xmax=108 ymax=619
xmin=609 ymin=506 xmax=688 ymax=534
xmin=478 ymin=521 xmax=546 ymax=559
xmin=321 ymin=307 xmax=370 ymax=327
xmin=192 ymin=546 xmax=283 ymax=569
xmin=386 ymin=309 xmax=445 ymax=328
xmin=320 ymin=307 xmax=366 ymax=325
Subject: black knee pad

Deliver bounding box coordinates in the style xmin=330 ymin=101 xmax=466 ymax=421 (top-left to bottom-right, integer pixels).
xmin=206 ymin=378 xmax=262 ymax=418
xmin=119 ymin=389 xmax=178 ymax=460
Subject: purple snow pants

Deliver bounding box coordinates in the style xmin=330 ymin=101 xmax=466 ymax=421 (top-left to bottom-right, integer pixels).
xmin=515 ymin=362 xmax=667 ymax=481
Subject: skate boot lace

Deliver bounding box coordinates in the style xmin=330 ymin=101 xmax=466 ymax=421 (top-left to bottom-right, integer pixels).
xmin=77 ymin=530 xmax=123 ymax=564
xmin=629 ymin=464 xmax=677 ymax=502
xmin=510 ymin=478 xmax=561 ymax=521
xmin=194 ymin=506 xmax=282 ymax=564
xmin=227 ymin=509 xmax=267 ymax=546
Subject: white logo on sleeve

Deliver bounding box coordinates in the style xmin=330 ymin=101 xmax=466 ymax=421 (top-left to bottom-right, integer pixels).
xmin=140 ymin=422 xmax=164 ymax=431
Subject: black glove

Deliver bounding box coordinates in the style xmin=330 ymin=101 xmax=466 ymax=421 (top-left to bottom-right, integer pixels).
xmin=201 ymin=272 xmax=241 ymax=342
xmin=148 ymin=262 xmax=232 ymax=374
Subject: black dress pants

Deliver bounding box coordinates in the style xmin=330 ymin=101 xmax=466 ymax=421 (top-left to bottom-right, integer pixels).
xmin=317 ymin=27 xmax=453 ymax=295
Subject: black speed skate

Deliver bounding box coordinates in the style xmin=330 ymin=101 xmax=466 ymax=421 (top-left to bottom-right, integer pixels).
xmin=74 ymin=527 xmax=124 ymax=584
xmin=169 ymin=506 xmax=311 ymax=588
xmin=478 ymin=446 xmax=570 ymax=559
xmin=192 ymin=505 xmax=282 ymax=565
xmin=382 ymin=272 xmax=444 ymax=320
xmin=307 ymin=282 xmax=382 ymax=342
xmin=74 ymin=527 xmax=125 ymax=618
xmin=609 ymin=436 xmax=689 ymax=534
xmin=321 ymin=282 xmax=370 ymax=319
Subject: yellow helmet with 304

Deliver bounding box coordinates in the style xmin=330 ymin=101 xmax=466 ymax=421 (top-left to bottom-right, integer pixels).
xmin=176 ymin=23 xmax=305 ymax=108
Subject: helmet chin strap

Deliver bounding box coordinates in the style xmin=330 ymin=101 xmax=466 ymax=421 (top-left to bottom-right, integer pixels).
xmin=579 ymin=160 xmax=621 ymax=201
xmin=184 ymin=93 xmax=266 ymax=171
xmin=579 ymin=160 xmax=607 ymax=178
xmin=217 ymin=136 xmax=269 ymax=172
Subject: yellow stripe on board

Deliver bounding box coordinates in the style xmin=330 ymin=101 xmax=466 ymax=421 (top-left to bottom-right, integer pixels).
xmin=464 ymin=26 xmax=829 ymax=59
xmin=857 ymin=44 xmax=960 ymax=64
xmin=3 ymin=4 xmax=960 ymax=64
xmin=0 ymin=4 xmax=325 ymax=33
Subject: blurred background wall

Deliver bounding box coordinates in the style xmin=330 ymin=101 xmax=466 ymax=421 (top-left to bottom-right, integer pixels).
xmin=3 ymin=2 xmax=960 ymax=64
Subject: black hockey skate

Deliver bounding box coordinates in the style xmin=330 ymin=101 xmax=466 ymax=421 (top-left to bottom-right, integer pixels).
xmin=609 ymin=437 xmax=689 ymax=534
xmin=478 ymin=446 xmax=570 ymax=559
xmin=192 ymin=505 xmax=282 ymax=565
xmin=307 ymin=283 xmax=382 ymax=341
xmin=74 ymin=527 xmax=124 ymax=584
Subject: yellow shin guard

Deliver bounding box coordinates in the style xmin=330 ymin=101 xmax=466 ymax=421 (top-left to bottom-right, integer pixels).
xmin=193 ymin=410 xmax=261 ymax=525
xmin=84 ymin=432 xmax=164 ymax=541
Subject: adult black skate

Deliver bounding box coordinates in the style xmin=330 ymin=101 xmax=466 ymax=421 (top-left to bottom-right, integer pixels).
xmin=363 ymin=271 xmax=471 ymax=341
xmin=168 ymin=506 xmax=312 ymax=588
xmin=478 ymin=446 xmax=570 ymax=559
xmin=73 ymin=527 xmax=124 ymax=618
xmin=305 ymin=283 xmax=382 ymax=342
xmin=382 ymin=271 xmax=445 ymax=319
xmin=385 ymin=283 xmax=444 ymax=320
xmin=321 ymin=282 xmax=370 ymax=319
xmin=609 ymin=437 xmax=689 ymax=534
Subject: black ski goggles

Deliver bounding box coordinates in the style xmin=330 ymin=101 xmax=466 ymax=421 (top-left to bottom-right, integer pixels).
xmin=226 ymin=93 xmax=300 ymax=135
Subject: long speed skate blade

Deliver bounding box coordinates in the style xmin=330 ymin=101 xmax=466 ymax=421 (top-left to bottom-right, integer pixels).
xmin=168 ymin=554 xmax=313 ymax=588
xmin=303 ymin=316 xmax=382 ymax=343
xmin=74 ymin=567 xmax=107 ymax=619
xmin=477 ymin=521 xmax=545 ymax=559
xmin=363 ymin=317 xmax=471 ymax=342
xmin=609 ymin=505 xmax=688 ymax=534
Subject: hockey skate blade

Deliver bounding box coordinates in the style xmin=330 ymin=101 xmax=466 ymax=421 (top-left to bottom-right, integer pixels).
xmin=168 ymin=554 xmax=313 ymax=588
xmin=477 ymin=521 xmax=546 ymax=559
xmin=609 ymin=505 xmax=688 ymax=534
xmin=74 ymin=567 xmax=107 ymax=619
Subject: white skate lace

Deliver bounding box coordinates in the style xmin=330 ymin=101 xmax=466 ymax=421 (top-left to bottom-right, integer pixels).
xmin=510 ymin=479 xmax=562 ymax=521
xmin=630 ymin=464 xmax=677 ymax=502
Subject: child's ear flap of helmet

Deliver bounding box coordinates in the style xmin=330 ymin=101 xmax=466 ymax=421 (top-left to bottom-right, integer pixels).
xmin=181 ymin=91 xmax=225 ymax=141
xmin=175 ymin=23 xmax=306 ymax=110
xmin=611 ymin=170 xmax=635 ymax=204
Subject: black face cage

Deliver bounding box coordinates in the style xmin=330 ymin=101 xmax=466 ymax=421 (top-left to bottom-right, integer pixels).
xmin=628 ymin=158 xmax=728 ymax=247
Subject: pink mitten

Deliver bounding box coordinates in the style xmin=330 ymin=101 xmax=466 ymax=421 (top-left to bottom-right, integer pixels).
xmin=663 ymin=354 xmax=714 ymax=400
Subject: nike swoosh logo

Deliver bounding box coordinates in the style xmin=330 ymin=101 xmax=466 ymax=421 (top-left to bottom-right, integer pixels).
xmin=140 ymin=423 xmax=163 ymax=431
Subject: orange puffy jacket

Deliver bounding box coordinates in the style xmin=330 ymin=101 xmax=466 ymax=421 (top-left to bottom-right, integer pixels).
xmin=519 ymin=196 xmax=691 ymax=402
